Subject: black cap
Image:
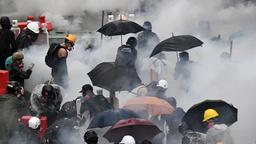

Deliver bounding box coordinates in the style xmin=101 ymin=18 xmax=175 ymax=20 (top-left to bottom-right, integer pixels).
xmin=126 ymin=37 xmax=137 ymax=48
xmin=84 ymin=130 xmax=98 ymax=143
xmin=0 ymin=16 xmax=12 ymax=28
xmin=79 ymin=84 xmax=93 ymax=93
xmin=41 ymin=84 xmax=54 ymax=96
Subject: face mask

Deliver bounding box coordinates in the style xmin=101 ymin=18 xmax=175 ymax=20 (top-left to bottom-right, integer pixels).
xmin=18 ymin=63 xmax=24 ymax=69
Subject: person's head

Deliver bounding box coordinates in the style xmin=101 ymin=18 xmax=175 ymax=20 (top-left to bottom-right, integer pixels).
xmin=166 ymin=97 xmax=177 ymax=108
xmin=28 ymin=117 xmax=41 ymax=130
xmin=65 ymin=34 xmax=76 ymax=51
xmin=203 ymin=108 xmax=219 ymax=128
xmin=27 ymin=22 xmax=40 ymax=42
xmin=143 ymin=21 xmax=152 ymax=31
xmin=6 ymin=81 xmax=23 ymax=97
xmin=0 ymin=16 xmax=12 ymax=29
xmin=83 ymin=130 xmax=98 ymax=144
xmin=126 ymin=37 xmax=137 ymax=48
xmin=179 ymin=52 xmax=189 ymax=61
xmin=120 ymin=135 xmax=135 ymax=144
xmin=41 ymin=84 xmax=54 ymax=103
xmin=80 ymin=84 xmax=93 ymax=96
xmin=12 ymin=52 xmax=24 ymax=67
xmin=156 ymin=79 xmax=168 ymax=91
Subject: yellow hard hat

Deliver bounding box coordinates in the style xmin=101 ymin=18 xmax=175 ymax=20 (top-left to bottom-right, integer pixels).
xmin=203 ymin=108 xmax=219 ymax=122
xmin=65 ymin=34 xmax=76 ymax=44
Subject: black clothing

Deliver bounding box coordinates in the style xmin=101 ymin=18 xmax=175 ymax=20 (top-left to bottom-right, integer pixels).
xmin=115 ymin=45 xmax=137 ymax=68
xmin=0 ymin=28 xmax=16 ymax=69
xmin=51 ymin=46 xmax=69 ymax=88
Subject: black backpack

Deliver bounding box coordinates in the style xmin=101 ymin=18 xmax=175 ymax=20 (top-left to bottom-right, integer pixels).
xmin=45 ymin=43 xmax=60 ymax=68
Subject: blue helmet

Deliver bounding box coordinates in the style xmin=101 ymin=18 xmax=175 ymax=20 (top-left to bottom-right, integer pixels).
xmin=143 ymin=21 xmax=152 ymax=31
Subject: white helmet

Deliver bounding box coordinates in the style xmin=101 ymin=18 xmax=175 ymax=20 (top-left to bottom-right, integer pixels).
xmin=157 ymin=79 xmax=168 ymax=89
xmin=28 ymin=117 xmax=41 ymax=129
xmin=120 ymin=135 xmax=135 ymax=144
xmin=27 ymin=22 xmax=40 ymax=33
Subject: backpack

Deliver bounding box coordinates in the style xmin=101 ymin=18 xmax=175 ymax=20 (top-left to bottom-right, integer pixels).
xmin=45 ymin=43 xmax=60 ymax=68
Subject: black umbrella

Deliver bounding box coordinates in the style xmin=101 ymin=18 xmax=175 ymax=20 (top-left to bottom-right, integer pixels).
xmin=182 ymin=99 xmax=238 ymax=133
xmin=88 ymin=62 xmax=142 ymax=92
xmin=97 ymin=19 xmax=144 ymax=36
xmin=97 ymin=19 xmax=144 ymax=44
xmin=88 ymin=108 xmax=140 ymax=129
xmin=150 ymin=35 xmax=203 ymax=57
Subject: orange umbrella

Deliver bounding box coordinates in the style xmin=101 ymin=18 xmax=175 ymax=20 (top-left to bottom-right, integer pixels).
xmin=123 ymin=96 xmax=174 ymax=116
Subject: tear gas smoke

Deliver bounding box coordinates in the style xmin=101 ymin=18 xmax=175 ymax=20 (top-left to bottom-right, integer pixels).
xmin=3 ymin=0 xmax=256 ymax=143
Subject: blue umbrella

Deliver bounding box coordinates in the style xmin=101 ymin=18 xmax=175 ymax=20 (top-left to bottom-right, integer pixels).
xmin=88 ymin=108 xmax=140 ymax=129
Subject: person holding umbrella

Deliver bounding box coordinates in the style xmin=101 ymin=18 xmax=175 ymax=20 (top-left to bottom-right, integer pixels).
xmin=203 ymin=108 xmax=234 ymax=144
xmin=174 ymin=51 xmax=194 ymax=81
xmin=115 ymin=37 xmax=137 ymax=68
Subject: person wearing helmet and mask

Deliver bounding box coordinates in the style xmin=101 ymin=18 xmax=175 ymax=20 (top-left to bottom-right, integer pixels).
xmin=0 ymin=81 xmax=30 ymax=143
xmin=5 ymin=51 xmax=34 ymax=87
xmin=137 ymin=21 xmax=160 ymax=52
xmin=15 ymin=21 xmax=40 ymax=50
xmin=48 ymin=34 xmax=76 ymax=88
xmin=115 ymin=37 xmax=137 ymax=68
xmin=83 ymin=130 xmax=99 ymax=144
xmin=0 ymin=16 xmax=16 ymax=70
xmin=146 ymin=79 xmax=168 ymax=99
xmin=9 ymin=116 xmax=41 ymax=144
xmin=31 ymin=84 xmax=62 ymax=126
xmin=203 ymin=109 xmax=234 ymax=144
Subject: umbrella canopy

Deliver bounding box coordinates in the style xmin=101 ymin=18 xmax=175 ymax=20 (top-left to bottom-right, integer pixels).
xmin=123 ymin=96 xmax=175 ymax=116
xmin=88 ymin=108 xmax=140 ymax=129
xmin=150 ymin=35 xmax=203 ymax=57
xmin=182 ymin=99 xmax=238 ymax=133
xmin=104 ymin=118 xmax=161 ymax=143
xmin=88 ymin=62 xmax=142 ymax=92
xmin=97 ymin=19 xmax=145 ymax=36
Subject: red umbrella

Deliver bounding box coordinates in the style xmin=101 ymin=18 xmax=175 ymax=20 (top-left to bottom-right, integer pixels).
xmin=103 ymin=118 xmax=161 ymax=143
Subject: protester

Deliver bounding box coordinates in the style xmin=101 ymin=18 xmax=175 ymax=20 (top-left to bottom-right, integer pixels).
xmin=5 ymin=51 xmax=34 ymax=86
xmin=115 ymin=37 xmax=137 ymax=68
xmin=137 ymin=21 xmax=160 ymax=53
xmin=146 ymin=79 xmax=168 ymax=99
xmin=31 ymin=84 xmax=62 ymax=125
xmin=9 ymin=117 xmax=41 ymax=144
xmin=45 ymin=34 xmax=76 ymax=88
xmin=15 ymin=22 xmax=40 ymax=50
xmin=78 ymin=84 xmax=112 ymax=118
xmin=179 ymin=122 xmax=206 ymax=144
xmin=0 ymin=16 xmax=16 ymax=70
xmin=174 ymin=52 xmax=193 ymax=80
xmin=84 ymin=130 xmax=99 ymax=144
xmin=203 ymin=109 xmax=234 ymax=144
xmin=0 ymin=81 xmax=29 ymax=143
xmin=165 ymin=97 xmax=186 ymax=144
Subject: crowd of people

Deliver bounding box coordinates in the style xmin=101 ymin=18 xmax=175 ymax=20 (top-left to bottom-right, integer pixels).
xmin=0 ymin=15 xmax=235 ymax=144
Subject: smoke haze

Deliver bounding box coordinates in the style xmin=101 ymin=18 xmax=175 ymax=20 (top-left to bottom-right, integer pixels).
xmin=2 ymin=0 xmax=256 ymax=143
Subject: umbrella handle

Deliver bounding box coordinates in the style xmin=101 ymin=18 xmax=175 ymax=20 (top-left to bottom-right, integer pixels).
xmin=230 ymin=40 xmax=233 ymax=57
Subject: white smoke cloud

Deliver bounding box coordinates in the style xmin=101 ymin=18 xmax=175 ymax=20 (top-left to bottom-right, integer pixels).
xmin=4 ymin=0 xmax=256 ymax=143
